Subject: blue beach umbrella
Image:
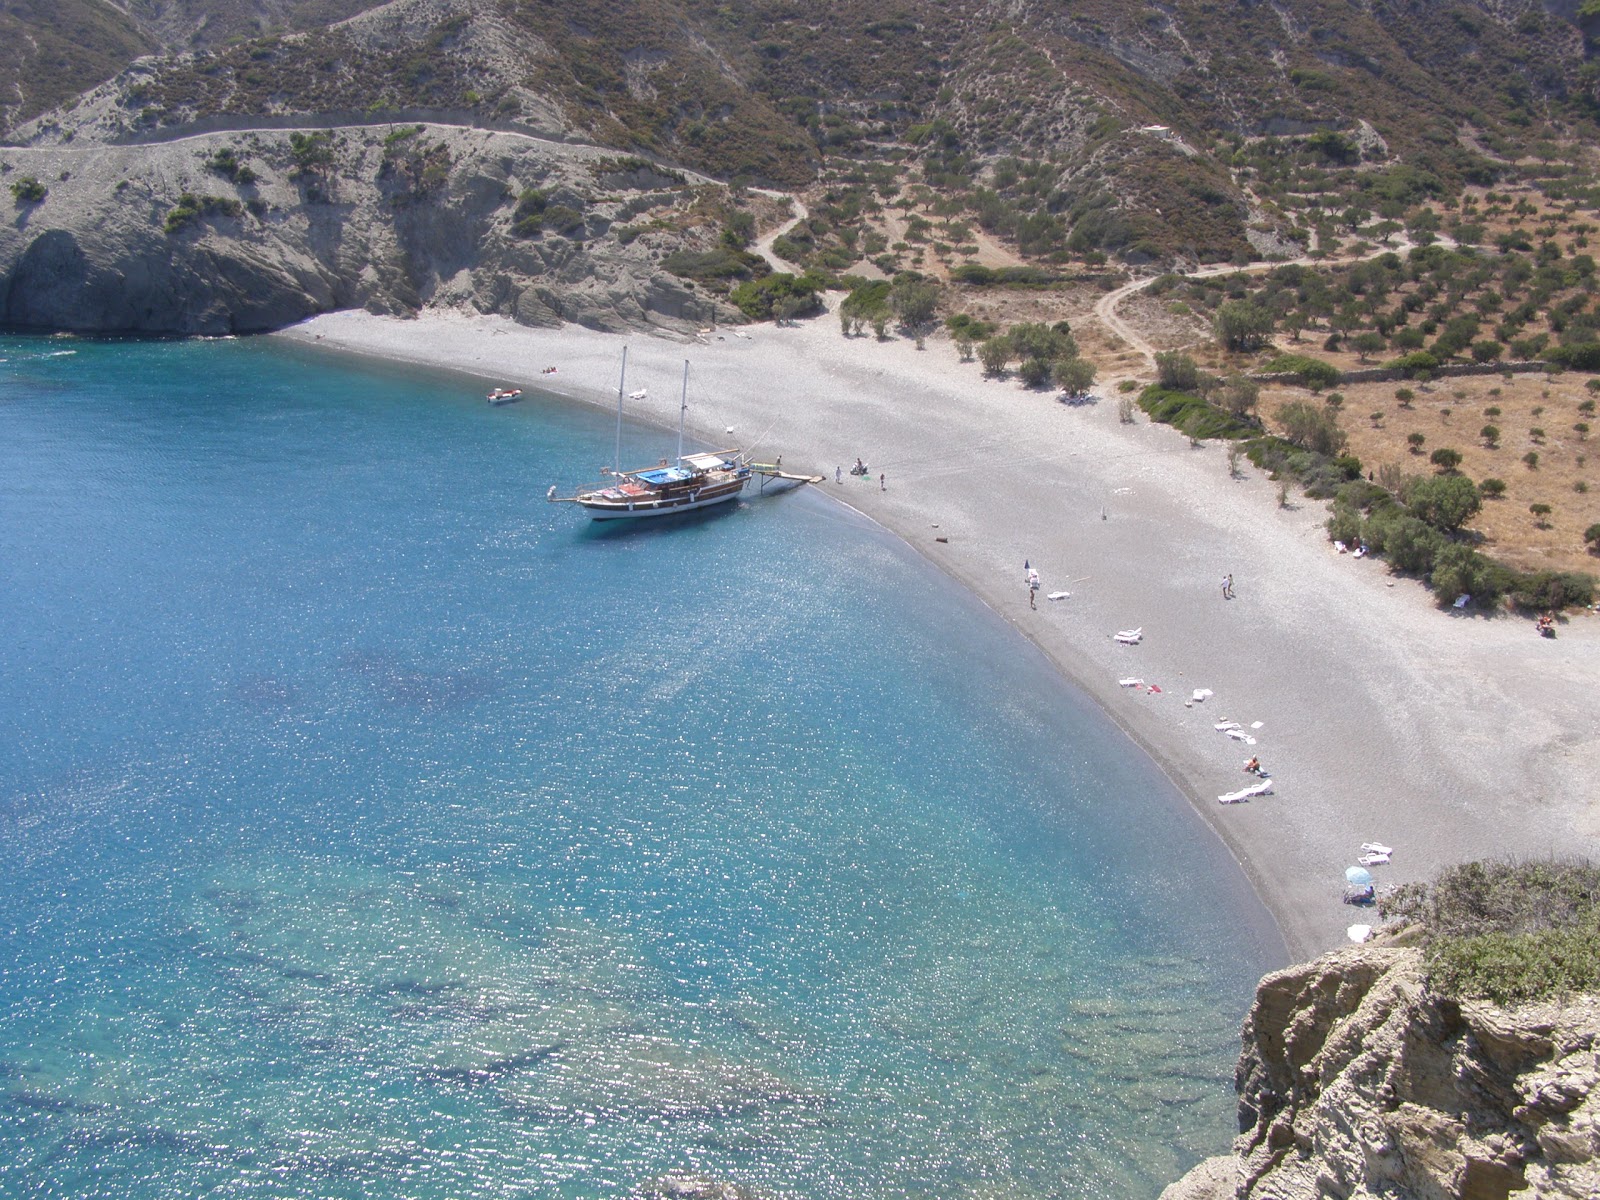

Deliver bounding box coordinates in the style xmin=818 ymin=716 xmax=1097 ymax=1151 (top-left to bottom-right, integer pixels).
xmin=1345 ymin=866 xmax=1374 ymax=887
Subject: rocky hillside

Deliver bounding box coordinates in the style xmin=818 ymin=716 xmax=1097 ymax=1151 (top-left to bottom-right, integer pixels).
xmin=1162 ymin=947 xmax=1600 ymax=1200
xmin=0 ymin=125 xmax=743 ymax=334
xmin=3 ymin=0 xmax=1600 ymax=333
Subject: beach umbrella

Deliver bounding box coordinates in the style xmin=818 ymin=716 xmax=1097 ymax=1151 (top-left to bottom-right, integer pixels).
xmin=1345 ymin=866 xmax=1373 ymax=887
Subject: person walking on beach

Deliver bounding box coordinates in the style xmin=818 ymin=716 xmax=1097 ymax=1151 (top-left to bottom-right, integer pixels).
xmin=1222 ymin=573 xmax=1234 ymax=600
xmin=1026 ymin=563 xmax=1041 ymax=609
xmin=879 ymin=472 xmax=886 ymax=491
xmin=836 ymin=466 xmax=842 ymax=484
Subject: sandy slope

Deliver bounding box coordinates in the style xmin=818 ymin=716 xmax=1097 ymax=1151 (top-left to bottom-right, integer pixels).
xmin=278 ymin=307 xmax=1600 ymax=960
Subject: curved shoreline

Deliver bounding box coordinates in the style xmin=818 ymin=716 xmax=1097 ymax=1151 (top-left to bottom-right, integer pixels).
xmin=277 ymin=308 xmax=1600 ymax=960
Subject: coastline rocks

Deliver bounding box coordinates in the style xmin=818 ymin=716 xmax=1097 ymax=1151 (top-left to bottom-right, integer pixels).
xmin=0 ymin=125 xmax=738 ymax=336
xmin=1162 ymin=947 xmax=1600 ymax=1200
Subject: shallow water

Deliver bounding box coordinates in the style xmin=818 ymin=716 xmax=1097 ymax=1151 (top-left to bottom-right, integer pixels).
xmin=0 ymin=335 xmax=1279 ymax=1200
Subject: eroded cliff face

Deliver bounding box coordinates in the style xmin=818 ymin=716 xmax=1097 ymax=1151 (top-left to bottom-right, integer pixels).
xmin=1164 ymin=948 xmax=1599 ymax=1200
xmin=0 ymin=125 xmax=736 ymax=335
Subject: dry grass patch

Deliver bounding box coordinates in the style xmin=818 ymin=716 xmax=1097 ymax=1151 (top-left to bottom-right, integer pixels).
xmin=1332 ymin=373 xmax=1598 ymax=574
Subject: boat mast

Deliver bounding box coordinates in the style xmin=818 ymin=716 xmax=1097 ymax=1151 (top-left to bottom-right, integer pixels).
xmin=676 ymin=359 xmax=689 ymax=465
xmin=613 ymin=345 xmax=627 ymax=474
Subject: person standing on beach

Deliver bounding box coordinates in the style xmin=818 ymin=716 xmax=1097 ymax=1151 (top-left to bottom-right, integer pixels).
xmin=836 ymin=466 xmax=842 ymax=484
xmin=1222 ymin=573 xmax=1234 ymax=600
xmin=879 ymin=472 xmax=886 ymax=491
xmin=1027 ymin=565 xmax=1041 ymax=609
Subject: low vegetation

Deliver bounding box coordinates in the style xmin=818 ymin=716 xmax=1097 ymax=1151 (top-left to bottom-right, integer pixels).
xmin=1380 ymin=859 xmax=1600 ymax=1006
xmin=163 ymin=192 xmax=243 ymax=234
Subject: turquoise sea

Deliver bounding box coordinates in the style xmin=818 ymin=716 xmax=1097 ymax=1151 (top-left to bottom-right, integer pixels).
xmin=0 ymin=335 xmax=1280 ymax=1200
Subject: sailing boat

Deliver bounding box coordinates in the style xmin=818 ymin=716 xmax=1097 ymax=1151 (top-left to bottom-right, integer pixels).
xmin=547 ymin=351 xmax=751 ymax=521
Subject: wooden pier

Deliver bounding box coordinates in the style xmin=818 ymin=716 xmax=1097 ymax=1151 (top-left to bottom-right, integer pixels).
xmin=750 ymin=463 xmax=824 ymax=492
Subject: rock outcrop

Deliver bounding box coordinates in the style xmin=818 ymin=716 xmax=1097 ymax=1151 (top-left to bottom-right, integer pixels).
xmin=0 ymin=123 xmax=738 ymax=335
xmin=1163 ymin=948 xmax=1600 ymax=1200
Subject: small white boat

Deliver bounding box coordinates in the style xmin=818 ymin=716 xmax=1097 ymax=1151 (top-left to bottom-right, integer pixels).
xmin=486 ymin=387 xmax=522 ymax=405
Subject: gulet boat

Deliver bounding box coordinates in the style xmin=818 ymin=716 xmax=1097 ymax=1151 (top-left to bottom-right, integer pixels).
xmin=547 ymin=350 xmax=751 ymax=521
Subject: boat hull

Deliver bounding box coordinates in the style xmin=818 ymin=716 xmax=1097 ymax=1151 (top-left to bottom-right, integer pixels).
xmin=579 ymin=478 xmax=747 ymax=520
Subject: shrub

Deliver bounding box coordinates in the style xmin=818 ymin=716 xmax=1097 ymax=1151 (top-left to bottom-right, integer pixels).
xmin=1263 ymin=353 xmax=1341 ymax=389
xmin=1429 ymin=447 xmax=1463 ymax=472
xmin=729 ymin=272 xmax=822 ymax=321
xmin=10 ymin=176 xmax=46 ymax=204
xmin=1407 ymin=432 xmax=1426 ymax=454
xmin=1387 ymin=350 xmax=1440 ymax=378
xmin=1139 ymin=387 xmax=1256 ymax=441
xmin=1523 ymin=450 xmax=1540 ymax=469
xmin=163 ymin=192 xmax=243 ymax=234
xmin=1585 ymin=523 xmax=1600 ymax=553
xmin=1479 ymin=477 xmax=1507 ymax=498
xmin=662 ymin=247 xmax=765 ymax=284
xmin=1546 ymin=342 xmax=1600 ymax=370
xmin=1480 ymin=424 xmax=1500 ymax=446
xmin=203 ymin=148 xmax=257 ymax=185
xmin=1531 ymin=502 xmax=1553 ymax=527
xmin=1380 ymin=859 xmax=1600 ymax=1005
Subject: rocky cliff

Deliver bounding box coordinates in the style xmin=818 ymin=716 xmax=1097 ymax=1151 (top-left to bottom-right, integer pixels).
xmin=1163 ymin=948 xmax=1599 ymax=1200
xmin=0 ymin=123 xmax=738 ymax=335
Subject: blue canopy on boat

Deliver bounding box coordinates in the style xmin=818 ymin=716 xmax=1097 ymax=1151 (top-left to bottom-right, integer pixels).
xmin=635 ymin=466 xmax=695 ymax=486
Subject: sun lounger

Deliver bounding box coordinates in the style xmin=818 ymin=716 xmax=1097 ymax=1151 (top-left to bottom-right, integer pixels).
xmin=1191 ymin=688 xmax=1213 ymax=702
xmin=1358 ymin=851 xmax=1391 ymax=867
xmin=1360 ymin=842 xmax=1394 ymax=856
xmin=1114 ymin=627 xmax=1142 ymax=644
xmin=1218 ymin=779 xmax=1273 ymax=804
xmin=1214 ymin=721 xmax=1242 ymax=731
xmin=1226 ymin=729 xmax=1258 ymax=744
xmin=1118 ymin=678 xmax=1144 ymax=688
xmin=1047 ymin=591 xmax=1071 ymax=600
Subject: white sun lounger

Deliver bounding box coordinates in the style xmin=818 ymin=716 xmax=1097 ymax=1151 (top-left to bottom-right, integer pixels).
xmin=1114 ymin=627 xmax=1143 ymax=644
xmin=1226 ymin=729 xmax=1258 ymax=744
xmin=1218 ymin=779 xmax=1273 ymax=804
xmin=1047 ymin=591 xmax=1071 ymax=600
xmin=1358 ymin=851 xmax=1391 ymax=867
xmin=1118 ymin=678 xmax=1144 ymax=688
xmin=1360 ymin=842 xmax=1394 ymax=856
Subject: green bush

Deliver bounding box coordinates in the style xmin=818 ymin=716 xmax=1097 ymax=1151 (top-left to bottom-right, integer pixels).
xmin=1380 ymin=859 xmax=1600 ymax=1005
xmin=661 ymin=247 xmax=766 ymax=284
xmin=1263 ymin=353 xmax=1341 ymax=389
xmin=728 ymin=272 xmax=823 ymax=321
xmin=164 ymin=192 xmax=244 ymax=234
xmin=10 ymin=177 xmax=46 ymax=204
xmin=1138 ymin=387 xmax=1256 ymax=441
xmin=1547 ymin=342 xmax=1600 ymax=370
xmin=947 ymin=264 xmax=1059 ymax=285
xmin=1386 ymin=350 xmax=1440 ymax=378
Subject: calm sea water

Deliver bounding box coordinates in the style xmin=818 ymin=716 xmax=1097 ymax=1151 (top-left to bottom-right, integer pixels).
xmin=0 ymin=335 xmax=1279 ymax=1200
